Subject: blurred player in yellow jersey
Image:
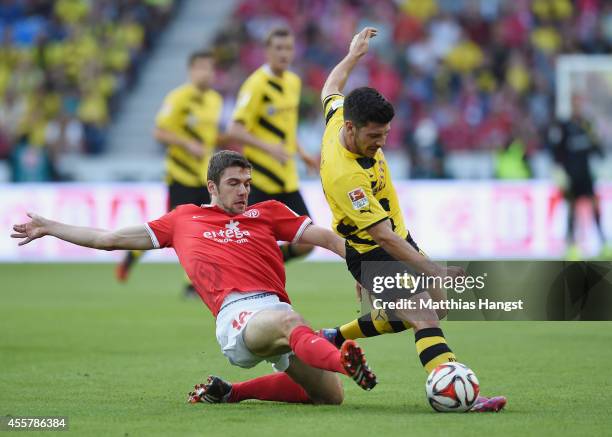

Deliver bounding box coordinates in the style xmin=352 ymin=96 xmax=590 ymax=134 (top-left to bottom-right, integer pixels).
xmin=316 ymin=27 xmax=505 ymax=411
xmin=116 ymin=50 xmax=227 ymax=296
xmin=228 ymin=27 xmax=318 ymax=262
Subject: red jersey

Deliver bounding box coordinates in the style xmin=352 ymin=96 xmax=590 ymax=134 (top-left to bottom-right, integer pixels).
xmin=145 ymin=200 xmax=311 ymax=316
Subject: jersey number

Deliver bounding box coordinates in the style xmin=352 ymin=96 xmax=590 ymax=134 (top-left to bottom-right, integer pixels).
xmin=231 ymin=311 xmax=253 ymax=330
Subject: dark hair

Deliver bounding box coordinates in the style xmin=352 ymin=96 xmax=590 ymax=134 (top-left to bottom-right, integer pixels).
xmin=188 ymin=49 xmax=213 ymax=67
xmin=265 ymin=26 xmax=293 ymax=46
xmin=207 ymin=151 xmax=252 ymax=186
xmin=344 ymin=87 xmax=395 ymax=128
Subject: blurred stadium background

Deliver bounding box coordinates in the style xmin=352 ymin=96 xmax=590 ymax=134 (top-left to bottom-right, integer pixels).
xmin=0 ymin=0 xmax=611 ymax=260
xmin=2 ymin=2 xmax=612 ymax=434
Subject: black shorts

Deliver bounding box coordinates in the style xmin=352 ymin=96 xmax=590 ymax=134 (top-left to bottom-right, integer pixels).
xmin=168 ymin=183 xmax=210 ymax=211
xmin=568 ymin=176 xmax=595 ymax=198
xmin=346 ymin=234 xmax=425 ymax=302
xmin=248 ymin=185 xmax=311 ymax=217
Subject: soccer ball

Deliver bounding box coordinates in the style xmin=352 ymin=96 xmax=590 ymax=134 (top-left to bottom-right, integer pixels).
xmin=425 ymin=362 xmax=480 ymax=412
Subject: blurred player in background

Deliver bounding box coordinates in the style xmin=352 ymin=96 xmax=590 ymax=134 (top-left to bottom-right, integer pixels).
xmin=116 ymin=50 xmax=226 ymax=296
xmin=549 ymin=96 xmax=611 ymax=260
xmin=317 ymin=27 xmax=504 ymax=412
xmin=228 ymin=27 xmax=318 ymax=263
xmin=12 ymin=150 xmax=377 ymax=404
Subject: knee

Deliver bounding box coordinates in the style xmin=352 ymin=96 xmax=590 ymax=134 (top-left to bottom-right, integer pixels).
xmin=436 ymin=308 xmax=448 ymax=320
xmin=281 ymin=311 xmax=308 ymax=336
xmin=411 ymin=317 xmax=439 ymax=331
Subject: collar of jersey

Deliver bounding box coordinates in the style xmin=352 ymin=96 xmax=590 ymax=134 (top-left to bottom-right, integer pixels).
xmin=200 ymin=203 xmax=246 ymax=217
xmin=262 ymin=64 xmax=285 ymax=80
xmin=186 ymin=82 xmax=206 ymax=94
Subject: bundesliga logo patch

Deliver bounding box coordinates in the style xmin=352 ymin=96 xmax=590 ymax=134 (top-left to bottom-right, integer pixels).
xmin=348 ymin=188 xmax=369 ymax=210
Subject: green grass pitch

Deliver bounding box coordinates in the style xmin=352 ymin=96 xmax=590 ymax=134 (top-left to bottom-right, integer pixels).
xmin=1 ymin=262 xmax=611 ymax=436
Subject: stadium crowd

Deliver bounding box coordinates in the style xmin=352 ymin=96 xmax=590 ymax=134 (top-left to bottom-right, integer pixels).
xmin=0 ymin=0 xmax=178 ymax=181
xmin=1 ymin=0 xmax=611 ymax=181
xmin=212 ymin=0 xmax=612 ymax=178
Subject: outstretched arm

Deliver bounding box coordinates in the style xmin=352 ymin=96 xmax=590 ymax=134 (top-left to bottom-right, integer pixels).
xmin=297 ymin=224 xmax=345 ymax=259
xmin=320 ymin=27 xmax=377 ymax=100
xmin=11 ymin=213 xmax=155 ymax=251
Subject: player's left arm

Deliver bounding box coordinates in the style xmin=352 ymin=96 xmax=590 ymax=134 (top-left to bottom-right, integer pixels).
xmin=297 ymin=224 xmax=345 ymax=258
xmin=11 ymin=213 xmax=155 ymax=251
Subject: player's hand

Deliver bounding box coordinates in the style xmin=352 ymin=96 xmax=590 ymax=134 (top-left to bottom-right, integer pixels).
xmin=11 ymin=212 xmax=49 ymax=246
xmin=349 ymin=27 xmax=377 ymax=59
xmin=266 ymin=143 xmax=290 ymax=164
xmin=186 ymin=142 xmax=205 ymax=159
xmin=300 ymin=152 xmax=320 ymax=174
xmin=440 ymin=266 xmax=466 ymax=279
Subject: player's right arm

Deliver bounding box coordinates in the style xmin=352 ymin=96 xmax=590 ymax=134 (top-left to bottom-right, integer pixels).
xmin=154 ymin=127 xmax=204 ymax=159
xmin=155 ymin=91 xmax=204 ymax=158
xmin=329 ymin=171 xmax=463 ymax=279
xmin=226 ymin=121 xmax=289 ymax=163
xmin=227 ymin=78 xmax=289 ymax=163
xmin=11 ymin=213 xmax=155 ymax=251
xmin=365 ymin=221 xmax=463 ymax=278
xmin=320 ymin=27 xmax=377 ymax=101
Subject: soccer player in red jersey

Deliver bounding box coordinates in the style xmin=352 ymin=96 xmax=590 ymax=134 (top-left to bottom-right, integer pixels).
xmin=11 ymin=150 xmax=376 ymax=405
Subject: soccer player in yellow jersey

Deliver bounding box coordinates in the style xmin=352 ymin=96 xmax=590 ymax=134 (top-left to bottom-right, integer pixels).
xmin=116 ymin=50 xmax=225 ymax=296
xmin=317 ymin=28 xmax=505 ymax=411
xmin=228 ymin=27 xmax=318 ymax=262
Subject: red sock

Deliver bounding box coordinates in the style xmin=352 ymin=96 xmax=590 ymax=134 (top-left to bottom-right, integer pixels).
xmin=289 ymin=325 xmax=346 ymax=374
xmin=228 ymin=372 xmax=311 ymax=403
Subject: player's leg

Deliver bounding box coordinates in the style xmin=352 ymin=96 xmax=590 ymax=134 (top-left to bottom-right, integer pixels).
xmin=116 ymin=249 xmax=144 ymax=282
xmin=284 ymin=355 xmax=343 ymax=404
xmin=388 ymin=291 xmax=458 ymax=373
xmin=565 ymin=186 xmax=581 ymax=259
xmin=189 ymin=371 xmax=312 ymax=404
xmin=243 ymin=308 xmax=376 ymax=390
xmin=391 ymin=292 xmax=506 ymax=411
xmin=322 ymin=280 xmax=450 ymax=347
xmin=321 ymin=238 xmax=448 ymax=347
xmin=321 ymin=308 xmax=411 ymax=348
xmin=588 ymin=194 xmax=612 ymax=258
xmin=188 ymin=356 xmax=343 ymax=405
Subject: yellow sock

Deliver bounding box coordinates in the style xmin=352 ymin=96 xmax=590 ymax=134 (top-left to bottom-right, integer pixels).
xmin=333 ymin=310 xmax=412 ymax=347
xmin=414 ymin=327 xmax=457 ymax=373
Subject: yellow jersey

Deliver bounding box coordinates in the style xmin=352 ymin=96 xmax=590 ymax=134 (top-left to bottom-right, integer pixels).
xmin=320 ymin=94 xmax=408 ymax=254
xmin=232 ymin=65 xmax=300 ymax=194
xmin=156 ymin=83 xmax=223 ymax=187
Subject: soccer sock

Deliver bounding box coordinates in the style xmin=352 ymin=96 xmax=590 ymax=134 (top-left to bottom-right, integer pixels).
xmin=289 ymin=325 xmax=346 ymax=374
xmin=228 ymin=372 xmax=311 ymax=404
xmin=129 ymin=250 xmax=143 ymax=261
xmin=333 ymin=310 xmax=411 ymax=347
xmin=414 ymin=327 xmax=457 ymax=373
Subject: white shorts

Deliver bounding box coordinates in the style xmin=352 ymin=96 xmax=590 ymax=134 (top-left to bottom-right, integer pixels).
xmin=215 ymin=292 xmax=294 ymax=372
